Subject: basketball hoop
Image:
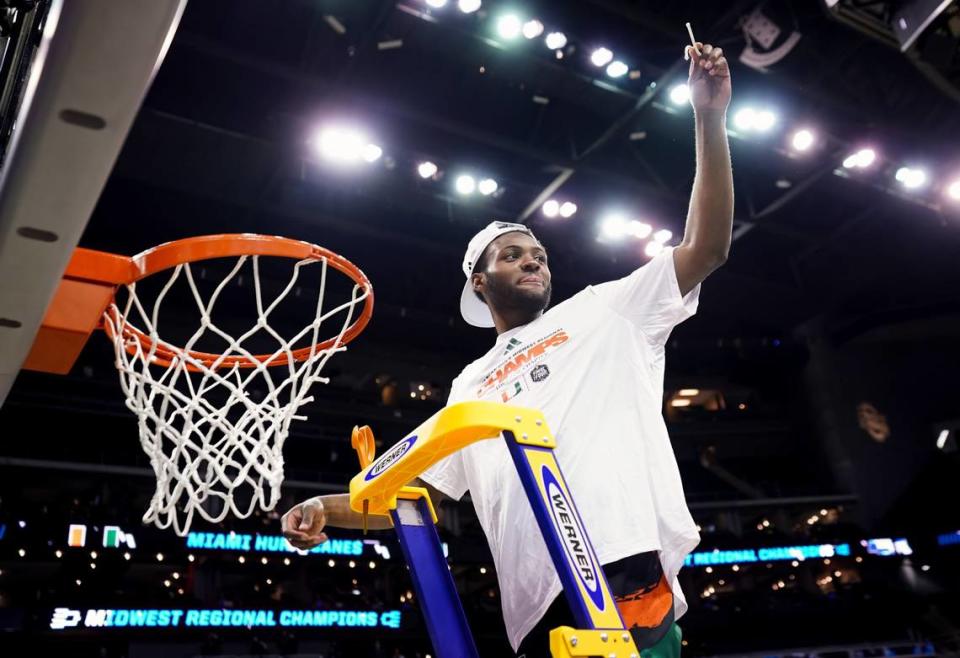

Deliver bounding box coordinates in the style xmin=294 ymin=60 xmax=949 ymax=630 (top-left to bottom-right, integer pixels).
xmin=27 ymin=234 xmax=373 ymax=536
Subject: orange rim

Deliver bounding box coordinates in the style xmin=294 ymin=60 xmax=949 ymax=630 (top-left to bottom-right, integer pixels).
xmin=102 ymin=234 xmax=374 ymax=369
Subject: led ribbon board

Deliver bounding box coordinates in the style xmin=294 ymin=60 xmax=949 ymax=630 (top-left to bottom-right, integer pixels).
xmin=182 ymin=533 xmax=448 ymax=559
xmin=684 ymin=543 xmax=851 ymax=567
xmin=185 ymin=532 xmax=371 ymax=555
xmin=49 ymin=607 xmax=402 ymax=630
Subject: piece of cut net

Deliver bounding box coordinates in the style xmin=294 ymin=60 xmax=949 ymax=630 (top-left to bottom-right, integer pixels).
xmin=103 ymin=254 xmax=369 ymax=536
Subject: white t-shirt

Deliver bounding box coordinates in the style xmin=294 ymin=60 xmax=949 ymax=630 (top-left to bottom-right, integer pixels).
xmin=420 ymin=246 xmax=702 ymax=651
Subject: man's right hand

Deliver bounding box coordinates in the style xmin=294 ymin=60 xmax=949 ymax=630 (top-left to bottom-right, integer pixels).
xmin=281 ymin=497 xmax=329 ymax=550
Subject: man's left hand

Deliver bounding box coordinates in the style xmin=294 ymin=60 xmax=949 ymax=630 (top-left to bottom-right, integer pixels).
xmin=686 ymin=42 xmax=731 ymax=114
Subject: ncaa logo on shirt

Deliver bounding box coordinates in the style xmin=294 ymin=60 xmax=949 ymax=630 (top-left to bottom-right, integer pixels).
xmin=529 ymin=364 xmax=550 ymax=383
xmin=541 ymin=466 xmax=606 ymax=611
xmin=365 ymin=436 xmax=418 ymax=481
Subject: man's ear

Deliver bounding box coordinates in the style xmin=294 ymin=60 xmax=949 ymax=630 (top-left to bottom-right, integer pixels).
xmin=471 ymin=271 xmax=484 ymax=293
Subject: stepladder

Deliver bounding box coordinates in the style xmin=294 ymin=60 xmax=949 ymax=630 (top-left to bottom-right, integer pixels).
xmin=347 ymin=400 xmax=642 ymax=658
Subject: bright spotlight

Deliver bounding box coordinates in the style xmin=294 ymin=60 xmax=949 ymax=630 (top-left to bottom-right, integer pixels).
xmin=733 ymin=108 xmax=756 ymax=131
xmin=522 ymin=19 xmax=544 ymax=39
xmin=544 ymin=31 xmax=567 ymax=50
xmin=425 ymin=0 xmax=447 ymax=7
xmin=496 ymin=14 xmax=522 ymax=40
xmin=455 ymin=174 xmax=476 ymax=195
xmin=628 ymin=220 xmax=652 ymax=239
xmin=606 ymin=61 xmax=628 ymax=78
xmin=791 ymin=129 xmax=814 ymax=151
xmin=457 ymin=0 xmax=481 ymax=13
xmin=653 ymin=229 xmax=673 ymax=243
xmin=315 ymin=127 xmax=368 ymax=163
xmin=590 ymin=47 xmax=614 ymax=67
xmin=559 ymin=201 xmax=578 ymax=218
xmin=669 ymin=83 xmax=690 ymax=105
xmin=362 ymin=143 xmax=383 ymax=163
xmin=732 ymin=107 xmax=777 ymax=132
xmin=937 ymin=429 xmax=951 ymax=450
xmin=417 ymin=161 xmax=438 ymax=178
xmin=947 ymin=179 xmax=960 ymax=200
xmin=854 ymin=148 xmax=876 ymax=168
xmin=895 ymin=166 xmax=928 ymax=190
xmin=754 ymin=110 xmax=777 ymax=132
xmin=601 ymin=213 xmax=628 ymax=239
xmin=542 ymin=199 xmax=560 ymax=217
xmin=645 ymin=241 xmax=665 ymax=257
xmin=477 ymin=178 xmax=498 ymax=195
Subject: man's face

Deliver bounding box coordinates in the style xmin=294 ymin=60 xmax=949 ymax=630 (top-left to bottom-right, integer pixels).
xmin=472 ymin=232 xmax=552 ymax=317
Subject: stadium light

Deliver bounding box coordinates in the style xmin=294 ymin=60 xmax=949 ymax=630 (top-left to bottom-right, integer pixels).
xmin=315 ymin=127 xmax=364 ymax=161
xmin=895 ymin=166 xmax=928 ymax=190
xmin=653 ymin=229 xmax=673 ymax=243
xmin=733 ymin=107 xmax=777 ymax=133
xmin=425 ymin=0 xmax=447 ymax=7
xmin=947 ymin=179 xmax=960 ymax=201
xmin=628 ymin=220 xmax=652 ymax=239
xmin=791 ymin=129 xmax=815 ymax=152
xmin=854 ymin=148 xmax=876 ymax=168
xmin=645 ymin=241 xmax=664 ymax=257
xmin=559 ymin=201 xmax=577 ymax=218
xmin=455 ymin=174 xmax=477 ymax=195
xmin=544 ymin=31 xmax=567 ymax=50
xmin=590 ymin=47 xmax=613 ymax=67
xmin=542 ymin=199 xmax=560 ymax=217
xmin=937 ymin=429 xmax=951 ymax=449
xmin=755 ymin=110 xmax=777 ymax=132
xmin=313 ymin=126 xmax=382 ymax=165
xmin=522 ymin=19 xmax=544 ymax=39
xmin=457 ymin=0 xmax=481 ymax=13
xmin=606 ymin=61 xmax=628 ymax=78
xmin=496 ymin=14 xmax=522 ymax=40
xmin=362 ymin=143 xmax=383 ymax=163
xmin=417 ymin=161 xmax=438 ymax=179
xmin=477 ymin=178 xmax=498 ymax=195
xmin=733 ymin=108 xmax=756 ymax=131
xmin=843 ymin=148 xmax=876 ymax=169
xmin=669 ymin=83 xmax=690 ymax=105
xmin=601 ymin=213 xmax=628 ymax=239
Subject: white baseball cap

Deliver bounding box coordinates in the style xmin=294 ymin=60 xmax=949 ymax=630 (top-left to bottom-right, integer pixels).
xmin=459 ymin=221 xmax=540 ymax=327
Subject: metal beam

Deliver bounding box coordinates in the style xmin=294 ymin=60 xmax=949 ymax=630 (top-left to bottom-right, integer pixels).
xmin=515 ymin=168 xmax=573 ymax=223
xmin=753 ymin=152 xmax=848 ymax=221
xmin=576 ymin=62 xmax=685 ymax=161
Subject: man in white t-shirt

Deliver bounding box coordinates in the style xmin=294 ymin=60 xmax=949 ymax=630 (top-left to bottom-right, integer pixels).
xmin=281 ymin=41 xmax=733 ymax=656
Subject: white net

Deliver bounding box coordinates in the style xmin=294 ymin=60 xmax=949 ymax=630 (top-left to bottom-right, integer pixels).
xmin=103 ymin=254 xmax=370 ymax=536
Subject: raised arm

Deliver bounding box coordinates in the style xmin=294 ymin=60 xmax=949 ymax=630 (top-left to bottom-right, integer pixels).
xmin=674 ymin=42 xmax=734 ymax=297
